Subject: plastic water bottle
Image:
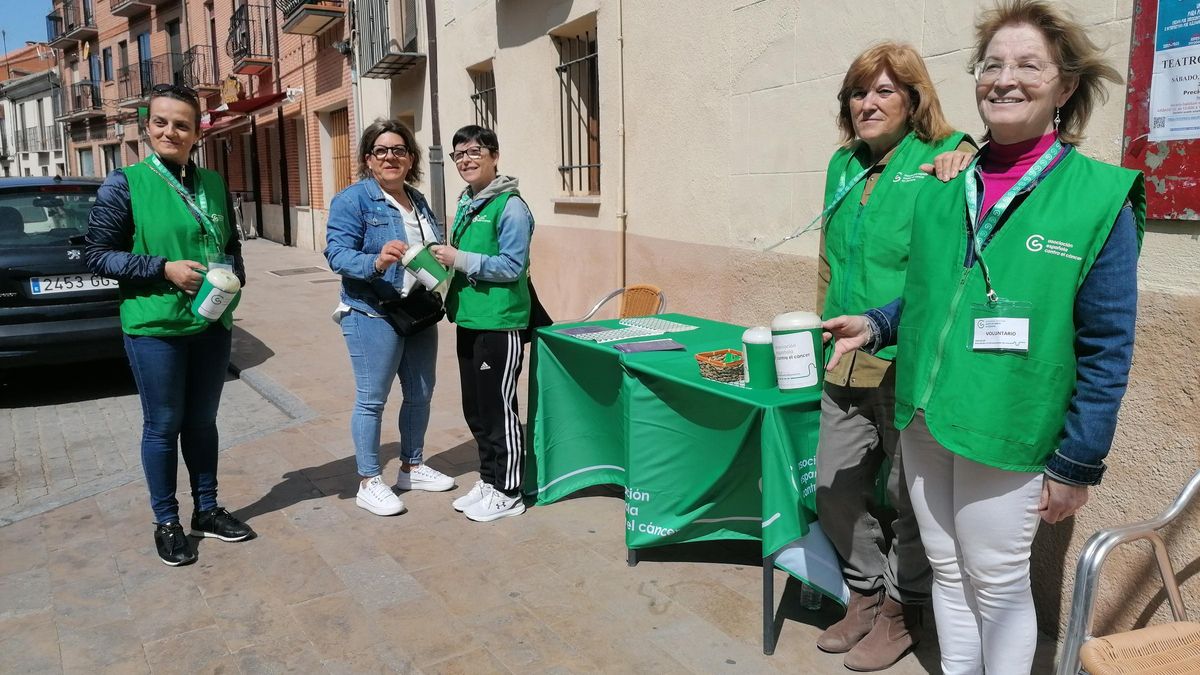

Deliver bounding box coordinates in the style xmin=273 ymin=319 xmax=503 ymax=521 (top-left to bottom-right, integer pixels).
xmin=800 ymin=583 xmax=822 ymax=611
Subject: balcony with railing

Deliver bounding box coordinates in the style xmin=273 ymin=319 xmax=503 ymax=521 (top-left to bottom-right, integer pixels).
xmin=356 ymin=0 xmax=424 ymax=78
xmin=17 ymin=126 xmax=64 ymax=152
xmin=46 ymin=0 xmax=98 ymax=49
xmin=116 ymin=55 xmax=171 ymax=107
xmin=109 ymin=0 xmax=171 ymax=19
xmin=59 ymin=81 xmax=106 ymax=121
xmin=227 ymin=4 xmax=274 ymax=75
xmin=278 ymin=0 xmax=345 ymax=36
xmin=180 ymin=46 xmax=219 ymax=93
xmin=44 ymin=125 xmax=64 ymax=151
xmin=16 ymin=128 xmax=37 ymax=153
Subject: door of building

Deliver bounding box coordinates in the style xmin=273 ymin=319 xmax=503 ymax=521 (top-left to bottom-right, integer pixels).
xmin=136 ymin=32 xmax=151 ymax=92
xmin=78 ymin=148 xmax=95 ymax=177
xmin=167 ymin=20 xmax=183 ymax=86
xmin=329 ymin=108 xmax=351 ymax=196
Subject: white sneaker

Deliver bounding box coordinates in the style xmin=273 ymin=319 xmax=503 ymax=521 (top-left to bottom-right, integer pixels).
xmin=464 ymin=486 xmax=526 ymax=522
xmin=395 ymin=464 xmax=455 ymax=492
xmin=355 ymin=476 xmax=405 ymax=516
xmin=452 ymin=480 xmax=488 ymax=512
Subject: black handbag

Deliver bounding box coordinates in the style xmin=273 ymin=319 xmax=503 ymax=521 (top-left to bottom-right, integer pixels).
xmin=522 ymin=277 xmax=554 ymax=342
xmin=378 ymin=287 xmax=446 ymax=336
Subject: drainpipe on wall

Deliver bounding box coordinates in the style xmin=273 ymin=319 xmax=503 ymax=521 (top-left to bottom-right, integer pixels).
xmin=250 ymin=116 xmax=264 ymax=237
xmin=424 ymin=0 xmax=445 ymax=228
xmin=349 ymin=1 xmax=365 ymax=136
xmin=615 ymin=0 xmax=627 ymax=287
xmin=270 ymin=3 xmax=293 ymax=246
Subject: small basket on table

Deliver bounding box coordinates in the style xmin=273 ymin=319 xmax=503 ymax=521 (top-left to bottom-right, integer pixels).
xmin=695 ymin=349 xmax=745 ymax=383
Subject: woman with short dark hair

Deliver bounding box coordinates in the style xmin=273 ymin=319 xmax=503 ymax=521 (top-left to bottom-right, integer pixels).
xmin=431 ymin=125 xmax=536 ymax=523
xmin=325 ymin=118 xmax=456 ymax=518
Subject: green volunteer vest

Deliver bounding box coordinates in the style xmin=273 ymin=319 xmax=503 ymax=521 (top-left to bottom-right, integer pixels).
xmin=822 ymin=130 xmax=969 ymax=362
xmin=894 ymin=150 xmax=1145 ymax=471
xmin=119 ymin=158 xmax=237 ymax=336
xmin=446 ymin=190 xmax=531 ymax=330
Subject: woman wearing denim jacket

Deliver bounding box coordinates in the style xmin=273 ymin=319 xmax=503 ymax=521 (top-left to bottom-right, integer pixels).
xmin=325 ymin=119 xmax=456 ymax=517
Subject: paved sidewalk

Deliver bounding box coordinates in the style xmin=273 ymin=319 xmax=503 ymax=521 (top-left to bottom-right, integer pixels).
xmin=1 ymin=239 xmax=1043 ymax=673
xmin=0 ymin=364 xmax=296 ymax=528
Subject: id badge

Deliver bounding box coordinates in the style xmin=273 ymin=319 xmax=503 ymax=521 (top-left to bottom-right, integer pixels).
xmin=206 ymin=252 xmax=234 ymax=274
xmin=970 ymin=299 xmax=1032 ymax=353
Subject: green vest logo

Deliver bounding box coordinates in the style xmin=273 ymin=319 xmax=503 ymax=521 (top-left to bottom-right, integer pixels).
xmin=1026 ymin=234 xmax=1082 ymax=261
xmin=892 ymin=172 xmax=928 ymax=183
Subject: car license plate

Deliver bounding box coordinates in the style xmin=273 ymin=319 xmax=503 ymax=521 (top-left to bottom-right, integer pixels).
xmin=30 ymin=274 xmax=118 ymax=296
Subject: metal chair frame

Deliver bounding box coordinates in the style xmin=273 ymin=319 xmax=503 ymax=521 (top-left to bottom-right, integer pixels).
xmin=1057 ymin=466 xmax=1200 ymax=675
xmin=571 ymin=285 xmax=666 ymax=323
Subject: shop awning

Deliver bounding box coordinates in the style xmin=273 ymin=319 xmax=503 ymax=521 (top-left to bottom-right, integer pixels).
xmin=209 ymin=92 xmax=289 ymax=120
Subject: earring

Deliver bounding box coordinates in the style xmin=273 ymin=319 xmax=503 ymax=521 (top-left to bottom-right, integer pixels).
xmin=1054 ymin=107 xmax=1061 ymax=131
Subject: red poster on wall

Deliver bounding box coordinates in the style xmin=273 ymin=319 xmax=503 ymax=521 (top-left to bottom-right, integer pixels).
xmin=1123 ymin=0 xmax=1200 ymax=220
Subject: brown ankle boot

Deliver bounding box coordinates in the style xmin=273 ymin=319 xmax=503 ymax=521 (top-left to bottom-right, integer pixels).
xmin=842 ymin=595 xmax=922 ymax=672
xmin=816 ymin=589 xmax=883 ymax=654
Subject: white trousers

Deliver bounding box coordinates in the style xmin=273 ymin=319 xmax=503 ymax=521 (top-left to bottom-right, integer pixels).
xmin=901 ymin=414 xmax=1044 ymax=675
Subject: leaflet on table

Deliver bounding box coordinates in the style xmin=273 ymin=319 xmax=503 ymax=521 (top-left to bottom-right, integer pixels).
xmin=555 ymin=326 xmax=607 ymax=336
xmin=613 ymin=338 xmax=685 ymax=353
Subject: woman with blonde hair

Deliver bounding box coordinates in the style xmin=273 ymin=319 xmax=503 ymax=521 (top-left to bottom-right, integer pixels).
xmin=823 ymin=2 xmax=1143 ymax=672
xmin=814 ymin=41 xmax=972 ymax=672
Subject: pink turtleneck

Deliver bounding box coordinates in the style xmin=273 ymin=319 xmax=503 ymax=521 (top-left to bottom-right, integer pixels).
xmin=979 ymin=131 xmax=1060 ymax=213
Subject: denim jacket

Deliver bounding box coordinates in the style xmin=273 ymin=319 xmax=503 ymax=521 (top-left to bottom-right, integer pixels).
xmin=324 ymin=178 xmax=444 ymax=315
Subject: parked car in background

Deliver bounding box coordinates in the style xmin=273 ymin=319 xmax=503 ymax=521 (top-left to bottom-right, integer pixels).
xmin=0 ymin=176 xmax=123 ymax=368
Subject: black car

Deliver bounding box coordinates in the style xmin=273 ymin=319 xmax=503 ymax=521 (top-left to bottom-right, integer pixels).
xmin=0 ymin=176 xmax=124 ymax=368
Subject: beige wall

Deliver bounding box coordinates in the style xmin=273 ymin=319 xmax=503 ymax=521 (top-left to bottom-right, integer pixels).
xmin=381 ymin=0 xmax=1200 ymax=641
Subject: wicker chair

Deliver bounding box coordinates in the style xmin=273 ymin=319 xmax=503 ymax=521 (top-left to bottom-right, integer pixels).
xmin=1057 ymin=466 xmax=1200 ymax=675
xmin=571 ymin=284 xmax=666 ymax=322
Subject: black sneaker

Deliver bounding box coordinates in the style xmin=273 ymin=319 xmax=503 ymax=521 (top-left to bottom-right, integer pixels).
xmin=190 ymin=507 xmax=255 ymax=542
xmin=154 ymin=522 xmax=197 ymax=567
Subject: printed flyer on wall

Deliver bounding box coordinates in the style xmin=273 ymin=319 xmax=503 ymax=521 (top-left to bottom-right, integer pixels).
xmin=1149 ymin=0 xmax=1200 ymax=141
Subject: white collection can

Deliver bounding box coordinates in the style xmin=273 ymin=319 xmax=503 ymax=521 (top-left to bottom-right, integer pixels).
xmin=771 ymin=311 xmax=824 ymax=391
xmin=192 ymin=268 xmax=241 ymax=321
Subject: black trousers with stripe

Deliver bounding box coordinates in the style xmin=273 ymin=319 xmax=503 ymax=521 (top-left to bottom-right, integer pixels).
xmin=456 ymin=327 xmax=526 ymax=496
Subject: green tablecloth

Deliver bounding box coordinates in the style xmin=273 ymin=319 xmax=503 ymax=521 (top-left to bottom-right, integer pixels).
xmin=525 ymin=313 xmax=822 ymax=557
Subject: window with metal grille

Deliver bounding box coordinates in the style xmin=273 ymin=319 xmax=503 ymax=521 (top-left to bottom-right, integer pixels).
xmin=554 ymin=30 xmax=599 ymax=195
xmin=469 ymin=65 xmax=497 ymax=129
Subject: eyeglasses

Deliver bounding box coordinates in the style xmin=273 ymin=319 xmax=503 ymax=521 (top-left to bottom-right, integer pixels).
xmin=450 ymin=146 xmax=493 ymax=162
xmin=151 ymin=83 xmax=199 ymax=100
xmin=973 ymin=58 xmax=1058 ymax=85
xmin=370 ymin=145 xmax=410 ymax=159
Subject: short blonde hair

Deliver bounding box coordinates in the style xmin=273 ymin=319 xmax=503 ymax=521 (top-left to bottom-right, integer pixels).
xmin=836 ymin=42 xmax=956 ymax=146
xmin=971 ymin=0 xmax=1122 ymax=145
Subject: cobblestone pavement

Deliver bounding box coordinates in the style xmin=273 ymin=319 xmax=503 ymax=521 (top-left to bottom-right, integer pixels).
xmin=0 ymin=360 xmax=300 ymax=527
xmin=0 ymin=240 xmax=1060 ymax=673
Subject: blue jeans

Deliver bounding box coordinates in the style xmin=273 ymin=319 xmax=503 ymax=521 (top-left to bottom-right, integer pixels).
xmin=124 ymin=324 xmax=232 ymax=524
xmin=339 ymin=310 xmax=437 ymax=477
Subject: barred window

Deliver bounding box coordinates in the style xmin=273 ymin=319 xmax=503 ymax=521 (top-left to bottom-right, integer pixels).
xmin=470 ymin=64 xmax=497 ymax=129
xmin=554 ymin=30 xmax=599 ymax=195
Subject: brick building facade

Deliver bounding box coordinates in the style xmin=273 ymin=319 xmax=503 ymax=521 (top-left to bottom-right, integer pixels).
xmin=46 ymin=0 xmax=355 ymax=249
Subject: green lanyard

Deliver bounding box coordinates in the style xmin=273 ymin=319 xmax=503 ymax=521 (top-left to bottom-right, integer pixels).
xmin=146 ymin=154 xmax=221 ymax=259
xmin=763 ymin=134 xmax=914 ymax=252
xmin=963 ymin=140 xmax=1063 ymax=302
xmin=450 ymin=190 xmax=478 ymax=247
